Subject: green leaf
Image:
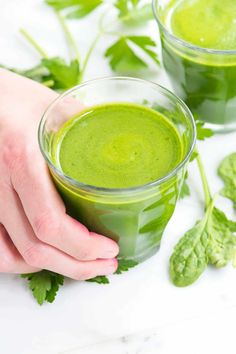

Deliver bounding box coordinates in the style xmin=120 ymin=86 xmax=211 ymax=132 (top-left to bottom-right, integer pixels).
xmin=196 ymin=121 xmax=214 ymax=141
xmin=105 ymin=37 xmax=146 ymax=72
xmin=21 ymin=271 xmax=64 ymax=305
xmin=206 ymin=207 xmax=236 ymax=267
xmin=0 ymin=63 xmax=53 ymax=86
xmin=46 ymin=273 xmax=64 ymax=303
xmin=41 ymin=57 xmax=80 ymax=90
xmin=125 ymin=4 xmax=154 ymax=24
xmin=115 ymin=259 xmax=138 ymax=274
xmin=115 ymin=0 xmax=153 ymax=24
xmin=86 ymin=276 xmax=109 ymax=284
xmin=170 ymin=197 xmax=236 ymax=287
xmin=190 ymin=150 xmax=198 ymax=162
xmin=170 ymin=218 xmax=209 ymax=287
xmin=105 ymin=35 xmax=159 ymax=73
xmin=115 ymin=0 xmax=129 ymax=16
xmin=128 ymin=36 xmax=160 ymax=65
xmin=179 ymin=179 xmax=190 ymax=199
xmin=46 ymin=0 xmax=103 ymax=18
xmin=218 ymin=153 xmax=236 ymax=210
xmin=1 ymin=58 xmax=80 ymax=91
xmin=86 ymin=260 xmax=138 ymax=283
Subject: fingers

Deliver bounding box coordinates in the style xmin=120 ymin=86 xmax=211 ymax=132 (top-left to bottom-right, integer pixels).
xmin=0 ymin=224 xmax=38 ymax=274
xmin=1 ymin=187 xmax=118 ymax=279
xmin=10 ymin=152 xmax=119 ymax=261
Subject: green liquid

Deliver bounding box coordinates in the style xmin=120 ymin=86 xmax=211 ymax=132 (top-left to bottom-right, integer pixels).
xmin=167 ymin=0 xmax=236 ymax=50
xmin=159 ymin=0 xmax=236 ymax=126
xmin=56 ymin=103 xmax=183 ymax=188
xmin=51 ymin=103 xmax=185 ymax=261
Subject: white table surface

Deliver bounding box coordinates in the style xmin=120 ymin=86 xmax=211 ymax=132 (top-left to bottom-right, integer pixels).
xmin=1 ymin=1 xmax=236 ymax=353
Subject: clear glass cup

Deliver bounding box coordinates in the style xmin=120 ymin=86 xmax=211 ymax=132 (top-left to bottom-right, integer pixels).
xmin=38 ymin=77 xmax=196 ymax=262
xmin=153 ymin=0 xmax=236 ymax=132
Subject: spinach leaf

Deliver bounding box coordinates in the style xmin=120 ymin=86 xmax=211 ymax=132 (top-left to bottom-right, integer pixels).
xmin=170 ymin=206 xmax=210 ymax=287
xmin=170 ymin=198 xmax=236 ymax=287
xmin=218 ymin=153 xmax=236 ymax=209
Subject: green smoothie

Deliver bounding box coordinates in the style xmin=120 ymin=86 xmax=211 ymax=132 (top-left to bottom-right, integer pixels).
xmin=55 ymin=103 xmax=183 ymax=188
xmin=167 ymin=0 xmax=236 ymax=50
xmin=50 ymin=103 xmax=185 ymax=261
xmin=155 ymin=0 xmax=236 ymax=127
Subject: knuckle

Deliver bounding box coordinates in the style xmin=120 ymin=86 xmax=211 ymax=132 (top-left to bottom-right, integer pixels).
xmin=1 ymin=133 xmax=37 ymax=174
xmin=22 ymin=244 xmax=47 ymax=268
xmin=33 ymin=211 xmax=61 ymax=242
xmin=76 ymin=249 xmax=93 ymax=261
xmin=2 ymin=133 xmax=25 ymax=170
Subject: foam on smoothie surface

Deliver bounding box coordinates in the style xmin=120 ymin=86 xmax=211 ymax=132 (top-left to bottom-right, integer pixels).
xmin=54 ymin=103 xmax=183 ymax=189
xmin=165 ymin=0 xmax=236 ymax=50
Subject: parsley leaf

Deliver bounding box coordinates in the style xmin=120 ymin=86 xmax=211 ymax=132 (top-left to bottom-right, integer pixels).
xmin=41 ymin=57 xmax=80 ymax=90
xmin=86 ymin=259 xmax=138 ymax=283
xmin=115 ymin=259 xmax=138 ymax=274
xmin=46 ymin=0 xmax=103 ymax=18
xmin=105 ymin=35 xmax=159 ymax=72
xmin=196 ymin=121 xmax=214 ymax=141
xmin=190 ymin=150 xmax=198 ymax=162
xmin=179 ymin=174 xmax=190 ymax=199
xmin=115 ymin=0 xmax=153 ymax=24
xmin=128 ymin=36 xmax=159 ymax=64
xmin=86 ymin=276 xmax=109 ymax=284
xmin=218 ymin=153 xmax=236 ymax=209
xmin=115 ymin=0 xmax=129 ymax=15
xmin=1 ymin=58 xmax=80 ymax=91
xmin=21 ymin=271 xmax=64 ymax=305
xmin=0 ymin=63 xmax=53 ymax=86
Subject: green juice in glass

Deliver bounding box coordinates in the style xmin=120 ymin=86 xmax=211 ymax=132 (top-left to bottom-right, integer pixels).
xmin=51 ymin=103 xmax=184 ymax=261
xmin=154 ymin=0 xmax=236 ymax=129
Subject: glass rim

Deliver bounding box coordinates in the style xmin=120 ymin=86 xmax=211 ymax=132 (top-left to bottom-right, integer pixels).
xmin=38 ymin=76 xmax=196 ymax=194
xmin=152 ymin=0 xmax=236 ymax=56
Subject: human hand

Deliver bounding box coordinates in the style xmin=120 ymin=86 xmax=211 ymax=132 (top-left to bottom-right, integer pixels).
xmin=0 ymin=69 xmax=119 ymax=279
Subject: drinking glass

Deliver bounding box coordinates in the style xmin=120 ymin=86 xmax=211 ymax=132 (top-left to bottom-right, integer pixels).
xmin=153 ymin=0 xmax=236 ymax=132
xmin=39 ymin=77 xmax=196 ymax=262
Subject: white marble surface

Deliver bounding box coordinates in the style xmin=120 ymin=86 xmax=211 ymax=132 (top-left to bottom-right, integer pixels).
xmin=0 ymin=1 xmax=236 ymax=353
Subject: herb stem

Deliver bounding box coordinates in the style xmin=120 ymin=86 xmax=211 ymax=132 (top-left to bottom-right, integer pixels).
xmin=20 ymin=28 xmax=48 ymax=58
xmin=80 ymin=32 xmax=102 ymax=82
xmin=196 ymin=152 xmax=212 ymax=208
xmin=55 ymin=11 xmax=80 ymax=62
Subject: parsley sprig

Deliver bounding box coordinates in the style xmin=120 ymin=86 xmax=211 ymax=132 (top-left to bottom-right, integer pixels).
xmin=2 ymin=0 xmax=159 ymax=91
xmin=23 ymin=260 xmax=138 ymax=305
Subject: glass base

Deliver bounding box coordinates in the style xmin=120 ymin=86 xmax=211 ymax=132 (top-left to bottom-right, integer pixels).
xmin=118 ymin=244 xmax=161 ymax=263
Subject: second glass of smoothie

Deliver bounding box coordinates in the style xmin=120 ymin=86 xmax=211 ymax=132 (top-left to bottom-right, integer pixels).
xmin=39 ymin=77 xmax=196 ymax=262
xmin=153 ymin=0 xmax=236 ymax=132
